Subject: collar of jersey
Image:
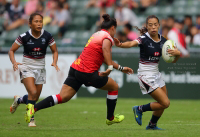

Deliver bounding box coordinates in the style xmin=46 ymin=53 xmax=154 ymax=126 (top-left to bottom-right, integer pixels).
xmin=29 ymin=29 xmax=44 ymax=39
xmin=101 ymin=29 xmax=109 ymax=33
xmin=145 ymin=32 xmax=161 ymax=43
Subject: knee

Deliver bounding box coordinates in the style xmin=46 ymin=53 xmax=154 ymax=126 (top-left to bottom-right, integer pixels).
xmin=162 ymin=99 xmax=170 ymax=109
xmin=29 ymin=91 xmax=38 ymax=100
xmin=112 ymin=84 xmax=119 ymax=91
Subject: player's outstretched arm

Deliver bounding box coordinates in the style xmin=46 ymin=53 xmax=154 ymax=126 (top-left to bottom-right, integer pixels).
xmin=114 ymin=38 xmax=138 ymax=48
xmin=112 ymin=61 xmax=134 ymax=75
xmin=8 ymin=42 xmax=22 ymax=71
xmin=50 ymin=43 xmax=60 ymax=71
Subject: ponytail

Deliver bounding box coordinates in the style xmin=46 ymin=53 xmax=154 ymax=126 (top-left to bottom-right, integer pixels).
xmin=101 ymin=14 xmax=117 ymax=30
xmin=133 ymin=26 xmax=148 ymax=35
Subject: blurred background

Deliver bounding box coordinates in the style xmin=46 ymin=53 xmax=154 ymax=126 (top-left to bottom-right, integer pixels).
xmin=0 ymin=0 xmax=200 ymax=99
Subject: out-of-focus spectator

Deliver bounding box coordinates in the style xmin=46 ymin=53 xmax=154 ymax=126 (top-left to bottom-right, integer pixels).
xmin=117 ymin=31 xmax=127 ymax=42
xmin=3 ymin=0 xmax=25 ymax=31
xmin=51 ymin=1 xmax=71 ymax=37
xmin=36 ymin=1 xmax=44 ymax=15
xmin=96 ymin=8 xmax=106 ymax=31
xmin=86 ymin=0 xmax=115 ymax=8
xmin=120 ymin=0 xmax=139 ymax=9
xmin=196 ymin=15 xmax=200 ymax=30
xmin=167 ymin=15 xmax=174 ymax=30
xmin=25 ymin=0 xmax=38 ymax=15
xmin=161 ymin=26 xmax=169 ymax=39
xmin=193 ymin=29 xmax=200 ymax=46
xmin=123 ymin=23 xmax=138 ymax=41
xmin=189 ymin=25 xmax=198 ymax=43
xmin=0 ymin=0 xmax=11 ymax=16
xmin=184 ymin=15 xmax=193 ymax=36
xmin=159 ymin=18 xmax=167 ymax=34
xmin=139 ymin=0 xmax=158 ymax=12
xmin=168 ymin=19 xmax=189 ymax=57
xmin=114 ymin=3 xmax=139 ymax=27
xmin=59 ymin=0 xmax=69 ymax=10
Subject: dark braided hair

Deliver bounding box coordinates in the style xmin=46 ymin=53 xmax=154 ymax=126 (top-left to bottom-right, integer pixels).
xmin=29 ymin=13 xmax=43 ymax=25
xmin=133 ymin=15 xmax=160 ymax=35
xmin=101 ymin=14 xmax=117 ymax=30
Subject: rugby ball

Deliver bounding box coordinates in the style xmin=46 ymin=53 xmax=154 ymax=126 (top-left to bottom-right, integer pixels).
xmin=162 ymin=40 xmax=176 ymax=63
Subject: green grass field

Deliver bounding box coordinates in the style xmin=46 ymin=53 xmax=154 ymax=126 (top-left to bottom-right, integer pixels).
xmin=0 ymin=98 xmax=199 ymax=137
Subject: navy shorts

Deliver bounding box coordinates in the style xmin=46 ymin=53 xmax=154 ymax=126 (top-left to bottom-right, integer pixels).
xmin=64 ymin=67 xmax=108 ymax=92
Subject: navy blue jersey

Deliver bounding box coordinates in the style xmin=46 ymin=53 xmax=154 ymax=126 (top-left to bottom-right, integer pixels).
xmin=136 ymin=32 xmax=167 ymax=64
xmin=15 ymin=29 xmax=55 ymax=59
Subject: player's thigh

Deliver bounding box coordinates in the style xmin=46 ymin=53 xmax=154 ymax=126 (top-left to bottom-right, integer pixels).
xmin=150 ymin=87 xmax=170 ymax=107
xmin=60 ymin=84 xmax=77 ymax=102
xmin=161 ymin=85 xmax=168 ymax=96
xmin=35 ymin=84 xmax=43 ymax=100
xmin=100 ymin=77 xmax=119 ymax=91
xmin=22 ymin=77 xmax=37 ymax=95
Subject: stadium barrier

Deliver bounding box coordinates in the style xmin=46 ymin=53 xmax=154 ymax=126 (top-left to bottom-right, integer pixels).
xmin=0 ymin=53 xmax=199 ymax=99
xmin=0 ymin=54 xmax=77 ymax=99
xmin=78 ymin=53 xmax=200 ymax=99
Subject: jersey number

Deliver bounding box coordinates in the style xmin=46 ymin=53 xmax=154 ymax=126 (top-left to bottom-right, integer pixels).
xmin=85 ymin=37 xmax=94 ymax=47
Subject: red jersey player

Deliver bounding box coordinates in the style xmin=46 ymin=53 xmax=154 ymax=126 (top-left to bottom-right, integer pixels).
xmin=25 ymin=14 xmax=133 ymax=126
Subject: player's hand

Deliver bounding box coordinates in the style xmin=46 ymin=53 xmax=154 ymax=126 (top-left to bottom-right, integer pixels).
xmin=168 ymin=47 xmax=181 ymax=56
xmin=13 ymin=62 xmax=22 ymax=71
xmin=114 ymin=38 xmax=122 ymax=47
xmin=99 ymin=69 xmax=111 ymax=77
xmin=122 ymin=67 xmax=134 ymax=75
xmin=51 ymin=63 xmax=60 ymax=71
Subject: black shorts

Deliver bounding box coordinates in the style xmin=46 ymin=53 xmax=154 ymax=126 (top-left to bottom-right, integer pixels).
xmin=64 ymin=67 xmax=108 ymax=92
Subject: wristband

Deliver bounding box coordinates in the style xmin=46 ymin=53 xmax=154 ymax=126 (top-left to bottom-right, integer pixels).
xmin=118 ymin=65 xmax=124 ymax=71
xmin=108 ymin=65 xmax=113 ymax=71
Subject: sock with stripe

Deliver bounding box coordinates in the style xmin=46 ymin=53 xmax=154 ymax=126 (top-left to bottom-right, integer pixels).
xmin=138 ymin=103 xmax=152 ymax=112
xmin=148 ymin=115 xmax=160 ymax=127
xmin=34 ymin=94 xmax=62 ymax=112
xmin=17 ymin=94 xmax=28 ymax=104
xmin=107 ymin=90 xmax=118 ymax=121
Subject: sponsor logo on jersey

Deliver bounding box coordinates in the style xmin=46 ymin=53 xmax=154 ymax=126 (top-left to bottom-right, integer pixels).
xmin=27 ymin=39 xmax=34 ymax=44
xmin=160 ymin=42 xmax=164 ymax=48
xmin=148 ymin=43 xmax=154 ymax=48
xmin=33 ymin=48 xmax=41 ymax=51
xmin=154 ymin=52 xmax=160 ymax=56
xmin=41 ymin=38 xmax=46 ymax=44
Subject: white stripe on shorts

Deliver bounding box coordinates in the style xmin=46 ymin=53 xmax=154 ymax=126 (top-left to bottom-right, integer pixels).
xmin=107 ymin=95 xmax=118 ymax=100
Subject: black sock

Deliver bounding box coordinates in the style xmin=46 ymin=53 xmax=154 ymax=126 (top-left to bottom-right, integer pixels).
xmin=27 ymin=100 xmax=36 ymax=105
xmin=34 ymin=96 xmax=55 ymax=112
xmin=149 ymin=115 xmax=160 ymax=127
xmin=138 ymin=103 xmax=152 ymax=112
xmin=17 ymin=94 xmax=28 ymax=104
xmin=106 ymin=98 xmax=117 ymax=120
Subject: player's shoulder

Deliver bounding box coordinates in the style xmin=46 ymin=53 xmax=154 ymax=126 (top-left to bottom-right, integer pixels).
xmin=43 ymin=30 xmax=53 ymax=37
xmin=18 ymin=31 xmax=29 ymax=38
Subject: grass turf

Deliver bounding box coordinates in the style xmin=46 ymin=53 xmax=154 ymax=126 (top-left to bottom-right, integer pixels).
xmin=0 ymin=98 xmax=199 ymax=137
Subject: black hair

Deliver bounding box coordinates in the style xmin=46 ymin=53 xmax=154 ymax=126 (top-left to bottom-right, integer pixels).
xmin=185 ymin=15 xmax=192 ymax=19
xmin=196 ymin=14 xmax=200 ymax=18
xmin=57 ymin=1 xmax=63 ymax=9
xmin=168 ymin=15 xmax=174 ymax=20
xmin=133 ymin=15 xmax=160 ymax=35
xmin=101 ymin=14 xmax=117 ymax=30
xmin=29 ymin=13 xmax=43 ymax=25
xmin=125 ymin=23 xmax=132 ymax=31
